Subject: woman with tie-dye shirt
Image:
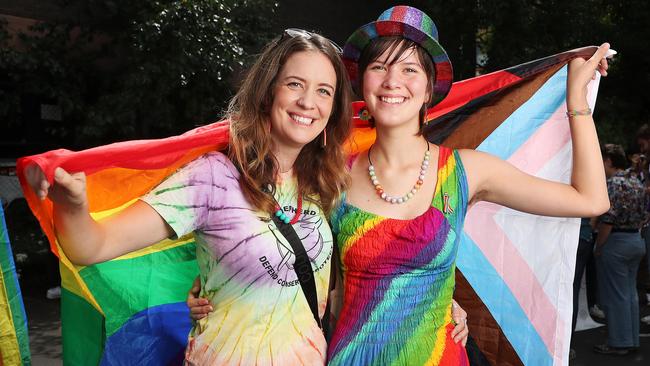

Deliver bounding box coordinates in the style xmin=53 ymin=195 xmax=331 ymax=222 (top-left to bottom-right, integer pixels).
xmin=25 ymin=30 xmax=353 ymax=365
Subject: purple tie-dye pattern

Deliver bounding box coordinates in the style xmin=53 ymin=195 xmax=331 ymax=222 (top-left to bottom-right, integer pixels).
xmin=142 ymin=151 xmax=333 ymax=365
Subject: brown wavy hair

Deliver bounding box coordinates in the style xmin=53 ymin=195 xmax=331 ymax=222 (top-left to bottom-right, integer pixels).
xmin=227 ymin=32 xmax=352 ymax=216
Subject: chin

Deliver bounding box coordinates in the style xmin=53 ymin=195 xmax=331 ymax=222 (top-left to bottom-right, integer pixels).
xmin=289 ymin=135 xmax=320 ymax=149
xmin=375 ymin=118 xmax=415 ymax=129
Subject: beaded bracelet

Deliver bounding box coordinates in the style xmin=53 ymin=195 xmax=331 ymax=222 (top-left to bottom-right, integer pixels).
xmin=566 ymin=108 xmax=592 ymax=118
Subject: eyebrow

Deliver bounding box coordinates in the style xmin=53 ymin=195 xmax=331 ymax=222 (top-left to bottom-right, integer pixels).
xmin=370 ymin=60 xmax=423 ymax=68
xmin=284 ymin=75 xmax=335 ymax=90
xmin=400 ymin=62 xmax=423 ymax=66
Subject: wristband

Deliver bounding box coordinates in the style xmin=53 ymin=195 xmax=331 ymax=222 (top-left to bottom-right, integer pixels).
xmin=566 ymin=108 xmax=592 ymax=118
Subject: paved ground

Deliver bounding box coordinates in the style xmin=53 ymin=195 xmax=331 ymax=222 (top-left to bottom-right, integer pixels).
xmin=24 ymin=285 xmax=649 ymax=365
xmin=571 ymin=324 xmax=650 ymax=365
xmin=23 ymin=287 xmax=61 ymax=366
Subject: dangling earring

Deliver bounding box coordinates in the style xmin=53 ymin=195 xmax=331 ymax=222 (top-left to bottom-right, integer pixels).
xmin=321 ymin=128 xmax=327 ymax=148
xmin=358 ymin=106 xmax=375 ymax=128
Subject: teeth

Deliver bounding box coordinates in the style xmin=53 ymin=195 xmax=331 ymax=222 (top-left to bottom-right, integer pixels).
xmin=290 ymin=114 xmax=313 ymax=125
xmin=380 ymin=96 xmax=405 ymax=104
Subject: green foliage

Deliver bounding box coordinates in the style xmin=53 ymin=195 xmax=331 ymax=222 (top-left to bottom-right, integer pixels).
xmin=2 ymin=0 xmax=647 ymax=147
xmin=477 ymin=0 xmax=650 ymax=146
xmin=410 ymin=0 xmax=479 ymax=80
xmin=0 ymin=0 xmax=278 ymax=147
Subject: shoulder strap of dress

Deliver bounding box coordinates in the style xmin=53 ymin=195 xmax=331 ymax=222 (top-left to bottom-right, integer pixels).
xmin=432 ymin=146 xmax=465 ymax=215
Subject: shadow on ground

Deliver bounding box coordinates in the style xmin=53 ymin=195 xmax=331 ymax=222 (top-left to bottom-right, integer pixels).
xmin=571 ymin=304 xmax=650 ymax=365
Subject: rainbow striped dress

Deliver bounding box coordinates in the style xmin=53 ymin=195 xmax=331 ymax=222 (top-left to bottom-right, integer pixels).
xmin=328 ymin=146 xmax=470 ymax=366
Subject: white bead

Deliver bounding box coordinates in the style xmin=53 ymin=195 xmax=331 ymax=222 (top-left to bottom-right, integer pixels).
xmin=423 ymin=160 xmax=429 ymax=166
xmin=419 ymin=174 xmax=425 ymax=180
xmin=398 ymin=198 xmax=404 ymax=203
xmin=381 ymin=193 xmax=387 ymax=199
xmin=420 ymin=170 xmax=426 ymax=175
xmin=407 ymin=192 xmax=414 ymax=198
xmin=372 ymin=179 xmax=379 ymax=185
xmin=411 ymin=189 xmax=417 ymax=194
xmin=424 ymin=156 xmax=430 ymax=161
xmin=391 ymin=198 xmax=397 ymax=204
xmin=368 ymin=165 xmax=374 ymax=171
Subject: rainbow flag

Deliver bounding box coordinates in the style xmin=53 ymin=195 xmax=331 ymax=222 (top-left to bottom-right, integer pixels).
xmin=17 ymin=47 xmax=601 ymax=365
xmin=0 ymin=204 xmax=31 ymax=365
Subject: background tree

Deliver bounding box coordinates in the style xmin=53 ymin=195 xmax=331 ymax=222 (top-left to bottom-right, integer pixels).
xmin=478 ymin=0 xmax=649 ymax=145
xmin=414 ymin=0 xmax=479 ymax=81
xmin=0 ymin=0 xmax=278 ymax=148
xmin=2 ymin=0 xmax=648 ymax=148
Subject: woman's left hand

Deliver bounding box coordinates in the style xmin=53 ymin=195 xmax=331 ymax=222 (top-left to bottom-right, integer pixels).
xmin=567 ymin=43 xmax=611 ymax=106
xmin=451 ymin=299 xmax=469 ymax=346
xmin=187 ymin=276 xmax=212 ymax=321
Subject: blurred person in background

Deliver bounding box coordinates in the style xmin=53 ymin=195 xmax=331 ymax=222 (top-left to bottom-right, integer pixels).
xmin=593 ymin=143 xmax=647 ymax=354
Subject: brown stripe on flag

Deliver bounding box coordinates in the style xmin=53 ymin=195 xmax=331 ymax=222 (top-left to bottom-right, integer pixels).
xmin=456 ymin=270 xmax=523 ymax=366
xmin=507 ymin=46 xmax=598 ymax=79
xmin=440 ymin=64 xmax=564 ymax=149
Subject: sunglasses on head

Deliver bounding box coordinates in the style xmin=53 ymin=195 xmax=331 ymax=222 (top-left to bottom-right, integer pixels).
xmin=281 ymin=28 xmax=343 ymax=54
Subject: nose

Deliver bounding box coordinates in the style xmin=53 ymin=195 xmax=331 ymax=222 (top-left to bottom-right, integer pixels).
xmin=297 ymin=91 xmax=316 ymax=109
xmin=382 ymin=68 xmax=400 ymax=89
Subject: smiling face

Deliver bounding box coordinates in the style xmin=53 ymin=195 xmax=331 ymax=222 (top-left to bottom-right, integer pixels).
xmin=362 ymin=45 xmax=431 ymax=131
xmin=269 ymin=51 xmax=337 ymax=150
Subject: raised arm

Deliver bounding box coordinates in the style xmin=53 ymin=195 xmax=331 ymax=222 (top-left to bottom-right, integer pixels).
xmin=461 ymin=43 xmax=611 ymax=217
xmin=26 ymin=164 xmax=173 ymax=265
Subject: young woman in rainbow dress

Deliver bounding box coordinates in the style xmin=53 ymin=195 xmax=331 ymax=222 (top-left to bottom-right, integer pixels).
xmin=325 ymin=6 xmax=610 ymax=365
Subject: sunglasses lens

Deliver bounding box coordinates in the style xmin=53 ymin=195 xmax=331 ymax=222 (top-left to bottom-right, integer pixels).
xmin=285 ymin=28 xmax=311 ymax=39
xmin=282 ymin=28 xmax=342 ymax=54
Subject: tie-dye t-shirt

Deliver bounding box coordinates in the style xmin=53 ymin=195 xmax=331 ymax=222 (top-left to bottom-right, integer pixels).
xmin=142 ymin=152 xmax=332 ymax=365
xmin=327 ymin=146 xmax=469 ymax=366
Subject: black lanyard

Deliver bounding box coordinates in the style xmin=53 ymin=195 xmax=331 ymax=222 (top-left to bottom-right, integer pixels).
xmin=271 ymin=214 xmax=323 ymax=329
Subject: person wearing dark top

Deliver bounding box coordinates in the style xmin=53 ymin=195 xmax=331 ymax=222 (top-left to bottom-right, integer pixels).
xmin=593 ymin=144 xmax=647 ymax=354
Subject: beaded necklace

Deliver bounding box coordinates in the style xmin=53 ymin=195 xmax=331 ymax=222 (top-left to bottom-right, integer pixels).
xmin=367 ymin=140 xmax=431 ymax=204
